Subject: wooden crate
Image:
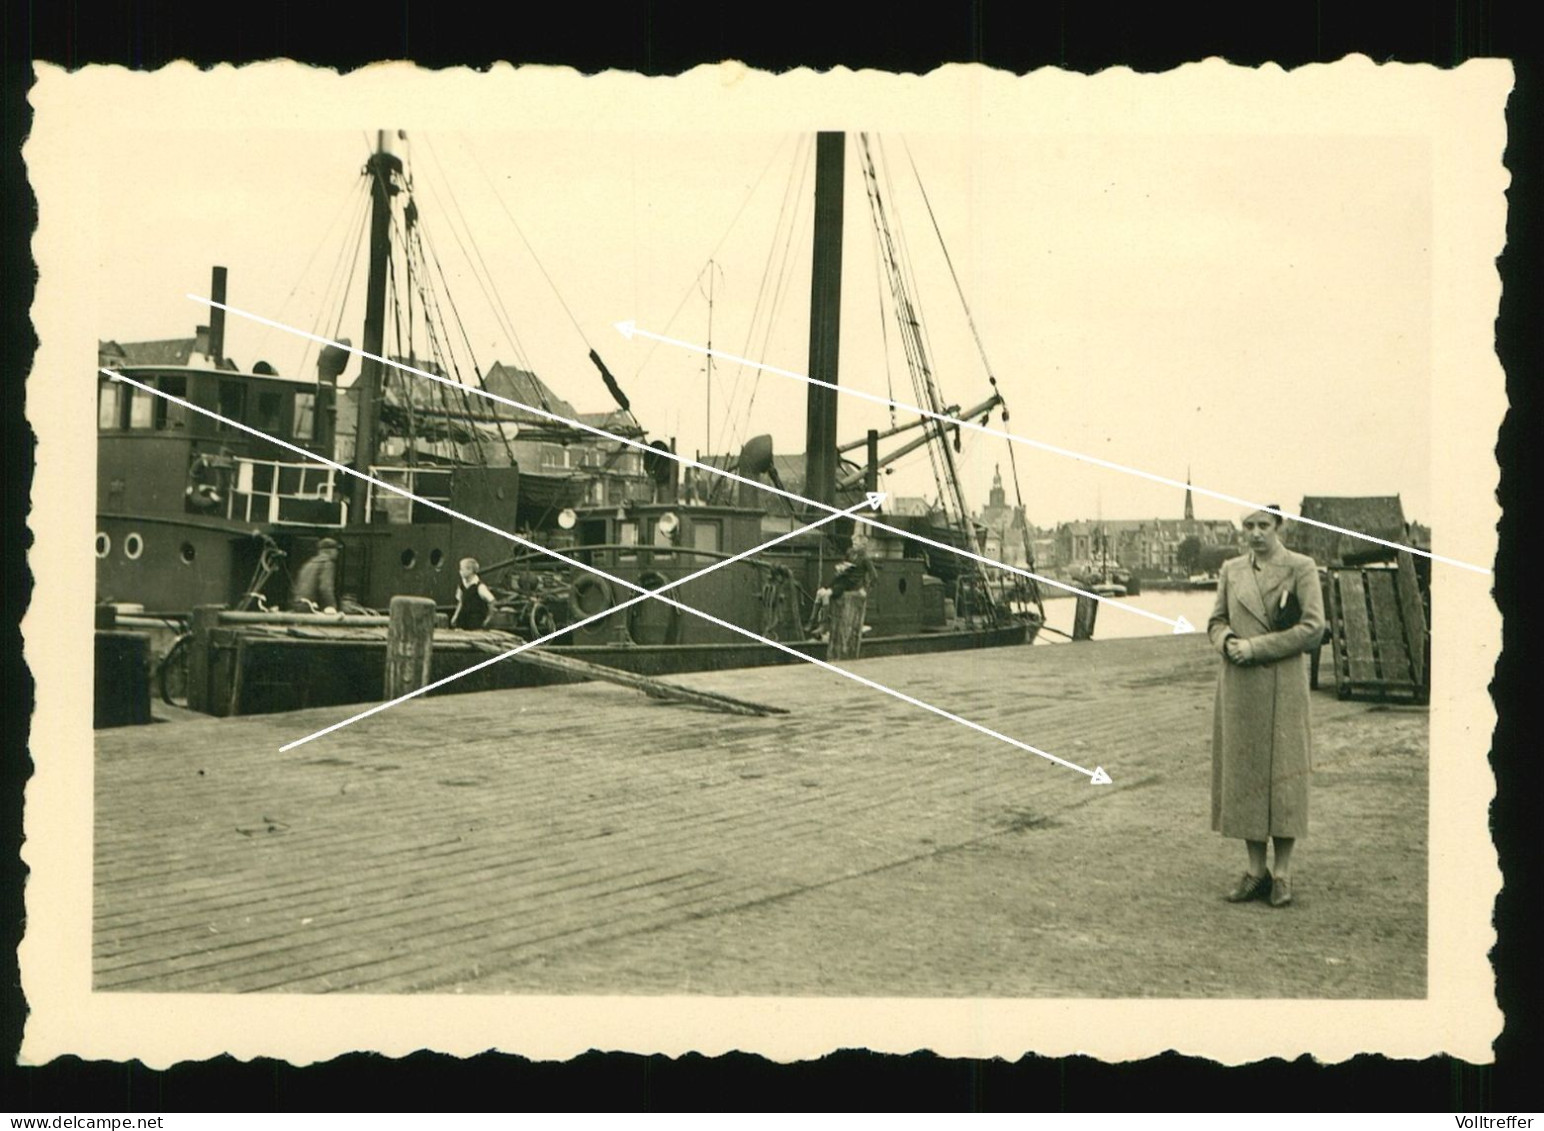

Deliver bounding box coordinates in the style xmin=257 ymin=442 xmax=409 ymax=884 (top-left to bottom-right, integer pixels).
xmin=1324 ymin=551 xmax=1429 ymax=704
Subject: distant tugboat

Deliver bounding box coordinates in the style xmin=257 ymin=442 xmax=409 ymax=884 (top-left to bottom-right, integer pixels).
xmin=1090 ymin=576 xmax=1128 ymax=599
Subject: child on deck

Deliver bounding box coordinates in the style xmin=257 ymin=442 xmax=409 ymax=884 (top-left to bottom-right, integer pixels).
xmin=450 ymin=557 xmax=497 ymax=630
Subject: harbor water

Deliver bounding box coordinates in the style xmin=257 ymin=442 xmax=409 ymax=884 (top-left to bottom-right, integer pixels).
xmin=1033 ymin=588 xmax=1221 ymax=644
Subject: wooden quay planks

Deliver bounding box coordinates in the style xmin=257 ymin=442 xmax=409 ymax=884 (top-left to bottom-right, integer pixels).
xmin=96 ymin=635 xmax=1237 ymax=994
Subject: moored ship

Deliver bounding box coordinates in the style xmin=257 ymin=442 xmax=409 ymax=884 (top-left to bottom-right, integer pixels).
xmin=96 ymin=130 xmax=1044 ymax=718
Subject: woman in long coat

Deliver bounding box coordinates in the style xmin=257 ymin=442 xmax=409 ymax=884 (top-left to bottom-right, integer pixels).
xmin=1208 ymin=507 xmax=1325 ymax=908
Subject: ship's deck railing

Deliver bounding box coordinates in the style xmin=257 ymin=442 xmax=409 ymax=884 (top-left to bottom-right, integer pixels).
xmin=365 ymin=465 xmax=453 ymax=524
xmin=228 ymin=458 xmax=348 ymax=527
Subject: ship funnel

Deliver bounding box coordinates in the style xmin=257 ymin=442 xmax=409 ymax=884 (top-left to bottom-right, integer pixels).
xmin=209 ymin=266 xmax=227 ymax=366
xmin=739 ymin=434 xmax=775 ymax=477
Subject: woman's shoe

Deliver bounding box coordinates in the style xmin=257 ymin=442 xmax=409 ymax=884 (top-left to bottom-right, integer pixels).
xmin=1225 ymin=870 xmax=1271 ymax=903
xmin=1269 ymin=877 xmax=1293 ymax=907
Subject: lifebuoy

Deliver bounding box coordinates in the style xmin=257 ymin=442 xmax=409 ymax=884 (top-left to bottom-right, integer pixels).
xmin=185 ymin=453 xmax=230 ymax=510
xmin=570 ymin=575 xmax=616 ymax=622
xmin=628 ymin=570 xmax=684 ymax=645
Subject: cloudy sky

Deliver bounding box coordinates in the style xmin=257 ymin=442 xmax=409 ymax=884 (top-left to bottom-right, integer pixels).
xmin=92 ymin=90 xmax=1436 ymax=527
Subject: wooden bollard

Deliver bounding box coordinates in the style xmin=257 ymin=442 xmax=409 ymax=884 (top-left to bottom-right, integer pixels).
xmin=828 ymin=590 xmax=868 ymax=661
xmin=1072 ymin=593 xmax=1099 ymax=642
xmin=186 ymin=604 xmax=225 ymax=714
xmin=385 ymin=596 xmax=437 ymax=699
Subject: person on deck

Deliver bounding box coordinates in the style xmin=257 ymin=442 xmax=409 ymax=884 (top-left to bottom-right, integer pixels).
xmin=1208 ymin=506 xmax=1325 ymax=909
xmin=451 ymin=557 xmax=497 ymax=630
xmin=288 ymin=537 xmax=339 ymax=614
xmin=826 ymin=544 xmax=879 ymax=661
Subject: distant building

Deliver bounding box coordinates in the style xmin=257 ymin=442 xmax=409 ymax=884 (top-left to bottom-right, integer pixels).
xmin=1029 ymin=529 xmax=1059 ymax=571
xmin=887 ymin=496 xmax=936 ymax=517
xmin=1056 ymin=519 xmax=1147 ymax=571
xmin=972 ymin=466 xmax=1032 ymax=568
xmin=99 ymin=327 xmax=241 ymax=372
xmin=330 ymin=356 xmax=652 ymax=508
xmin=1286 ymin=496 xmax=1416 ymax=565
xmin=1052 ymin=475 xmax=1238 ymax=576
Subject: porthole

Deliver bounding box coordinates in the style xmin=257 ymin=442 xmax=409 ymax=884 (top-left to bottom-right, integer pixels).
xmin=429 ymin=548 xmax=445 ymax=570
xmin=400 ymin=548 xmax=417 ymax=569
xmin=124 ymin=532 xmax=144 ymax=560
xmin=180 ymin=542 xmax=197 ymax=565
xmin=95 ymin=532 xmax=111 ymax=559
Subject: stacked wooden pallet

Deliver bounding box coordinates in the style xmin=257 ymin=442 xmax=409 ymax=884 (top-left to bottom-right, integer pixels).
xmin=1322 ymin=551 xmax=1429 ymax=704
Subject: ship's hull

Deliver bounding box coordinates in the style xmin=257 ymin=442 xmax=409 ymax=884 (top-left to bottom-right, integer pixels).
xmin=96 ymin=506 xmax=526 ymax=620
xmin=97 ymin=512 xmax=268 ymax=615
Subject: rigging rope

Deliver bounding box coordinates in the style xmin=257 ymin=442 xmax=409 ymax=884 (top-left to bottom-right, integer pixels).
xmin=868 ymin=190 xmax=899 ymax=431
xmin=1001 ymin=425 xmax=1046 ymax=618
xmin=860 ymin=136 xmax=953 ymax=522
xmin=450 ymin=135 xmax=648 ymax=441
xmin=331 ymin=180 xmax=371 ymax=343
xmin=281 ymin=174 xmax=369 ymax=382
xmin=411 ymin=214 xmax=517 ymax=466
xmin=420 ymin=136 xmax=546 ymax=405
xmin=860 ymin=133 xmax=999 ymax=611
xmin=899 ymin=140 xmax=1043 ymax=618
xmin=902 ymin=138 xmax=1001 ymax=389
xmin=375 ymin=182 xmax=512 ymax=468
xmin=721 ymin=134 xmax=811 ymax=468
xmin=629 ymin=134 xmax=795 ymax=386
xmin=741 ymin=157 xmax=812 ymax=446
xmin=883 ymin=138 xmax=971 ymax=534
xmin=702 ymin=135 xmax=810 ymax=502
xmin=385 ymin=243 xmax=413 ymax=464
xmin=451 ymin=134 xmax=593 ymax=351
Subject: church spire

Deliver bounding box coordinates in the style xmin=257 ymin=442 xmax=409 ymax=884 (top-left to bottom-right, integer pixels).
xmin=987 ymin=463 xmax=1006 ymax=508
xmin=1184 ymin=466 xmax=1195 ymax=521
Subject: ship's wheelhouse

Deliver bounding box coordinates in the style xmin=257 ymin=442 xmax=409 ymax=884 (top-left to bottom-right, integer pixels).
xmin=98 ymin=364 xmax=341 ymax=523
xmin=96 ymin=363 xmax=348 ymax=613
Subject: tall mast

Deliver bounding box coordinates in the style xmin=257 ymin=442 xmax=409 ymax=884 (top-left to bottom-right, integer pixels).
xmin=705 ymin=259 xmax=716 ymax=460
xmin=803 ymin=132 xmax=845 ymax=511
xmin=350 ymin=130 xmax=403 ymax=520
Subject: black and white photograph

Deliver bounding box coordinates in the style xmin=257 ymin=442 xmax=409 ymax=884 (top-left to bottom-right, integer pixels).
xmin=20 ymin=58 xmax=1507 ymax=1065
